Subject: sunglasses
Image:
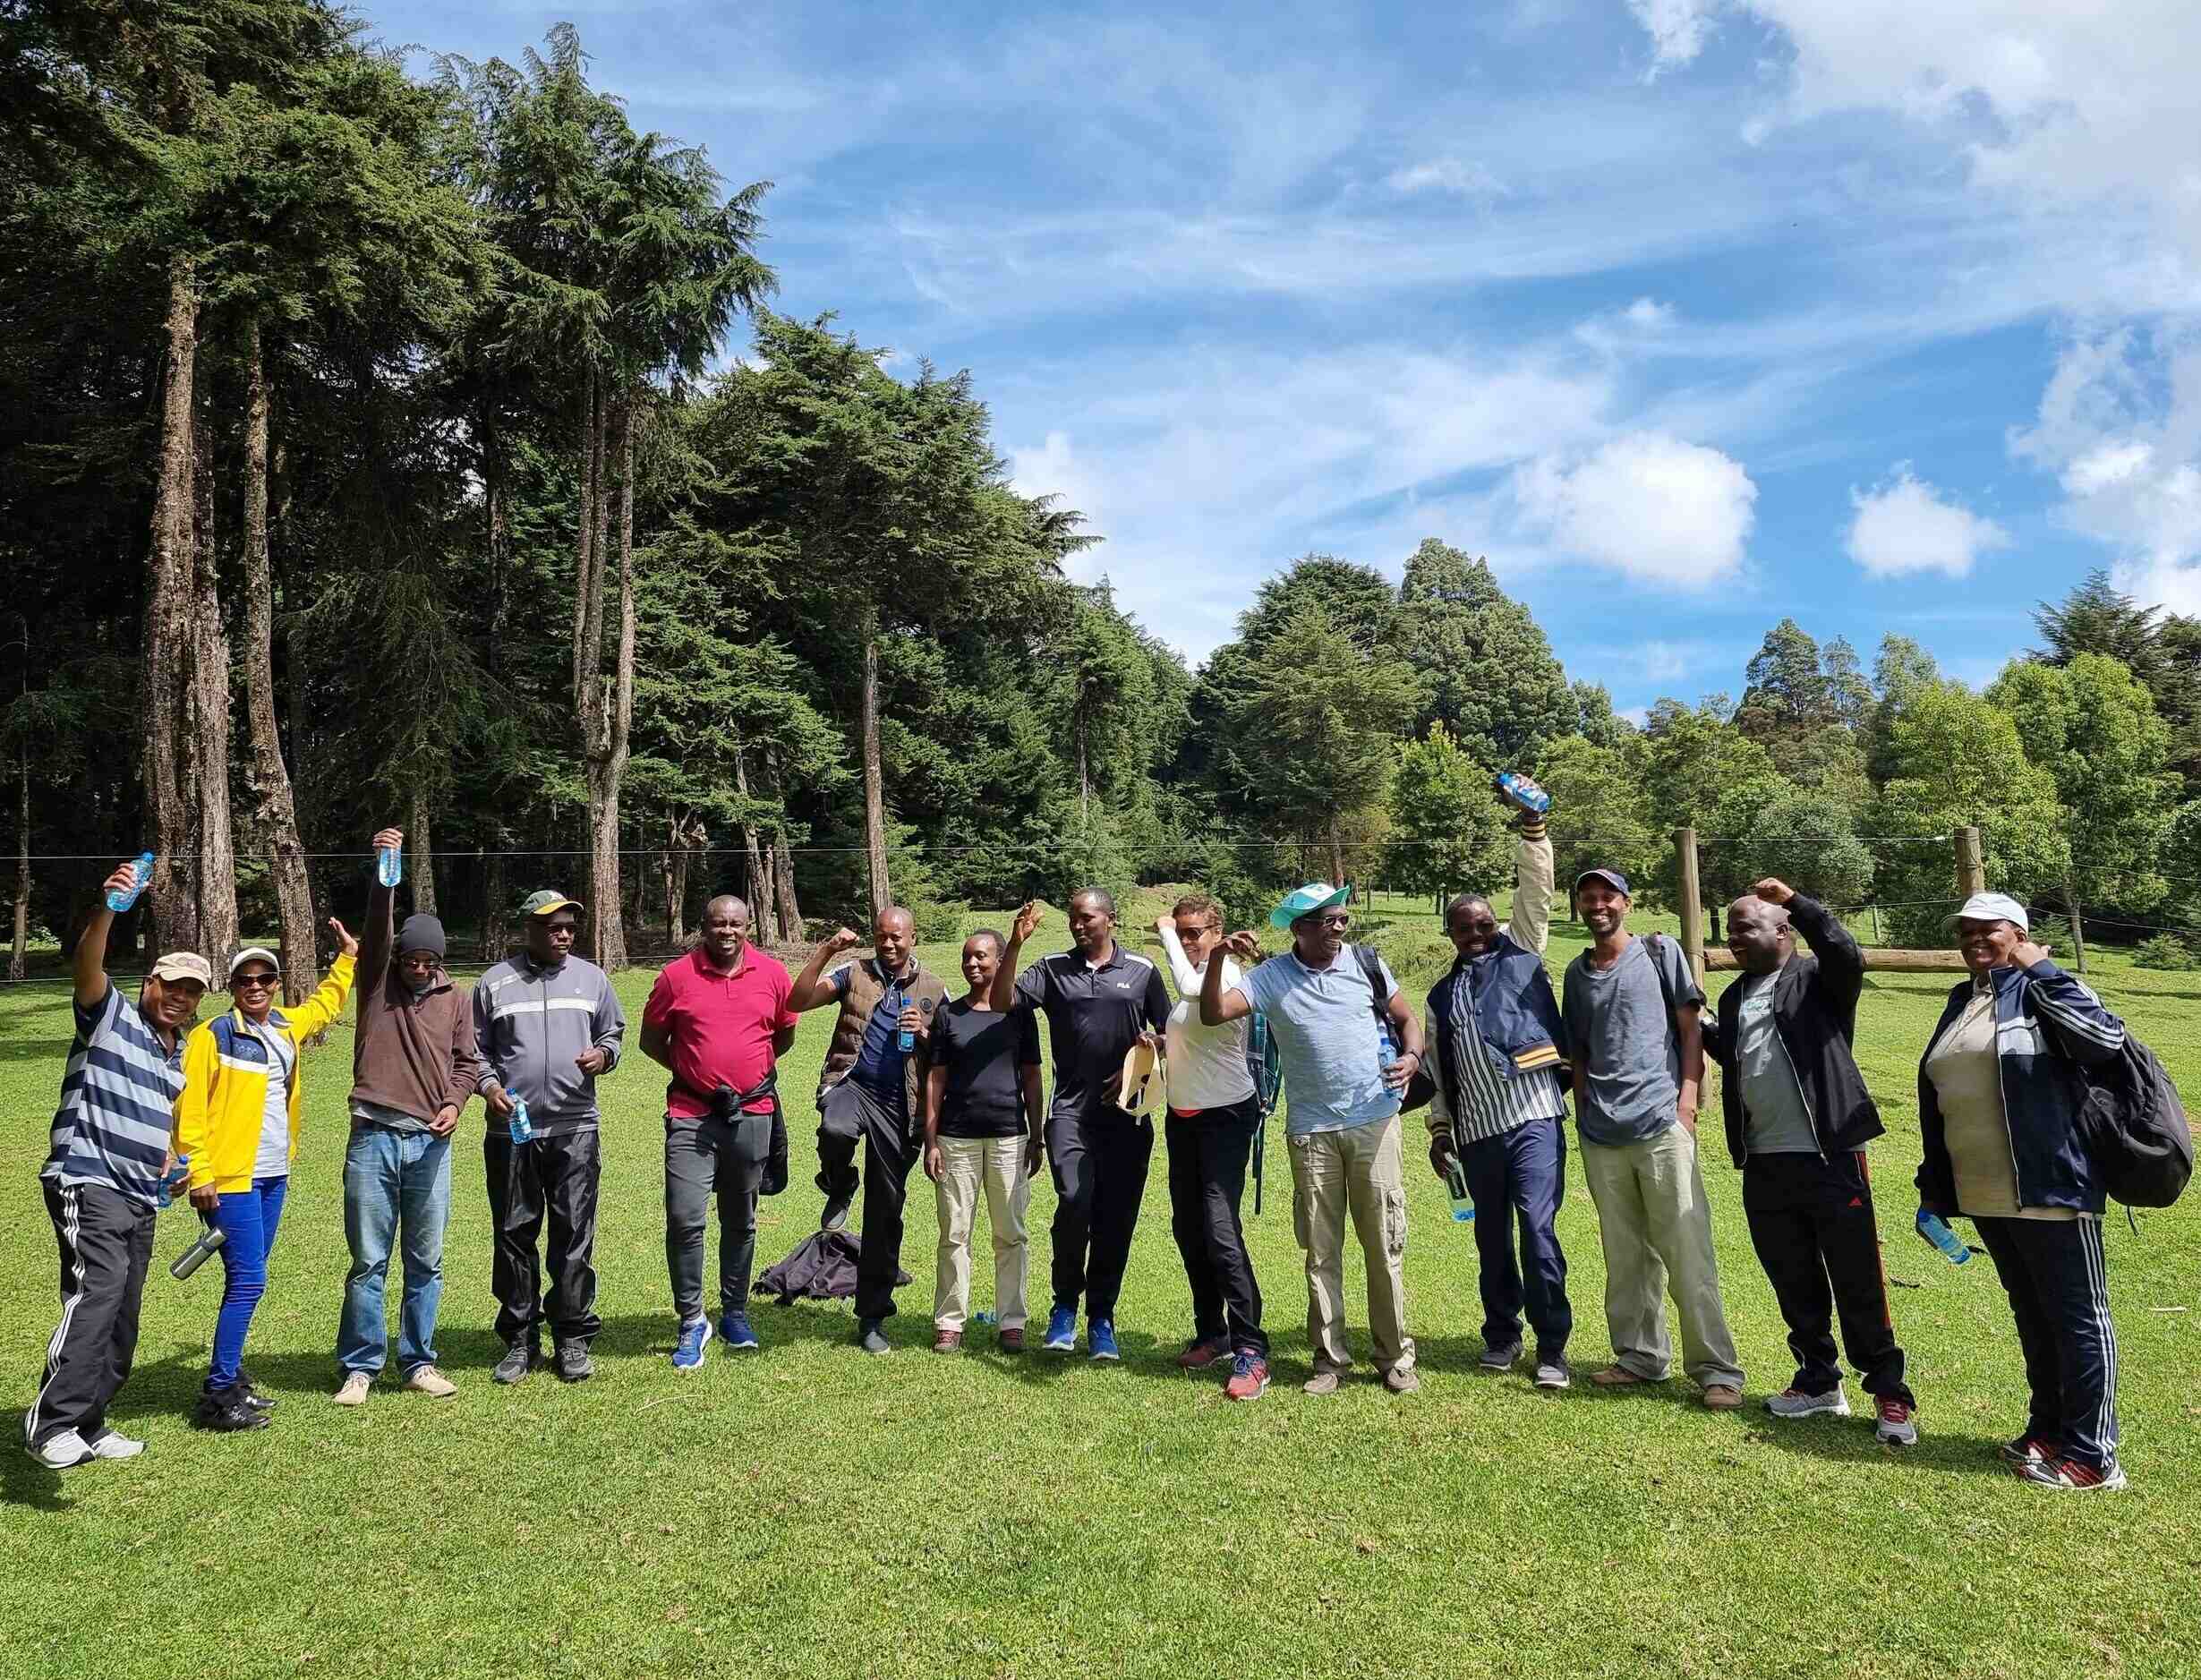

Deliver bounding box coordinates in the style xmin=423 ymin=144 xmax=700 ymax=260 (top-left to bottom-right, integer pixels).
xmin=1305 ymin=914 xmax=1352 ymax=931
xmin=233 ymin=971 xmax=279 ymax=989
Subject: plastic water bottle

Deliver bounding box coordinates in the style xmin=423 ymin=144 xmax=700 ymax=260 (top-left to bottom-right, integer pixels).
xmin=1444 ymin=1154 xmax=1476 ymax=1224
xmin=973 ymin=1309 xmax=996 ymax=1326
xmin=107 ymin=852 xmax=156 ymax=913
xmin=895 ymin=986 xmax=914 ymax=1053
xmin=157 ymin=1155 xmax=191 ymax=1210
xmin=1493 ymin=772 xmax=1551 ymax=815
xmin=1915 ymin=1208 xmax=1972 ymax=1266
xmin=170 ymin=1224 xmax=227 ymax=1281
xmin=376 ymin=842 xmax=402 ymax=888
xmin=508 ymin=1097 xmax=534 ymax=1145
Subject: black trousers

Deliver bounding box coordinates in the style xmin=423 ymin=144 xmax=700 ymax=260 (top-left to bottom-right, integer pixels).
xmin=664 ymin=1112 xmax=772 ymax=1321
xmin=1048 ymin=1102 xmax=1155 ymax=1323
xmin=484 ymin=1128 xmax=602 ymax=1348
xmin=1742 ymin=1150 xmax=1911 ymax=1403
xmin=1165 ymin=1103 xmax=1267 ymax=1355
xmin=816 ymin=1080 xmax=916 ymax=1322
xmin=29 ymin=1178 xmax=153 ymax=1450
xmin=1975 ymin=1215 xmax=2119 ymax=1471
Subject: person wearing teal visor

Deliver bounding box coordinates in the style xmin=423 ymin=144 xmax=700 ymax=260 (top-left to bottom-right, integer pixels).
xmin=1202 ymin=883 xmax=1426 ymax=1395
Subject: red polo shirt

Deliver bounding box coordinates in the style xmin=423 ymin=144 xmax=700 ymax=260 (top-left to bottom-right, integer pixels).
xmin=642 ymin=945 xmax=798 ymax=1120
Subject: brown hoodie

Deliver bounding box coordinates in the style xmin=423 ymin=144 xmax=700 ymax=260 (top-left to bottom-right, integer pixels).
xmin=349 ymin=881 xmax=485 ymax=1124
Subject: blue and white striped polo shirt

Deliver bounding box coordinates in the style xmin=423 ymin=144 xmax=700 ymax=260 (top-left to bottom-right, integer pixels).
xmin=42 ymin=985 xmax=186 ymax=1207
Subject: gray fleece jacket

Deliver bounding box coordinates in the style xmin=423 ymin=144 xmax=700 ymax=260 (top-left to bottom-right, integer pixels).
xmin=471 ymin=952 xmax=626 ymax=1133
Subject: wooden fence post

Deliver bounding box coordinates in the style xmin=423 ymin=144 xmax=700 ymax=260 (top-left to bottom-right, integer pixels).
xmin=1675 ymin=826 xmax=1705 ymax=985
xmin=1954 ymin=826 xmax=1986 ymax=900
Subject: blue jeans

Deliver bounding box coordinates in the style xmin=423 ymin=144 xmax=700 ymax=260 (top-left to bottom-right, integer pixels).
xmin=209 ymin=1176 xmax=289 ymax=1392
xmin=337 ymin=1126 xmax=453 ymax=1377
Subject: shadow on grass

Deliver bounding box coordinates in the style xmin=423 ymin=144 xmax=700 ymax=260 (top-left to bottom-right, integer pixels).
xmin=1 ymin=1418 xmax=69 ymax=1513
xmin=1740 ymin=1414 xmax=2016 ymax=1479
xmin=0 ymin=1037 xmax=77 ymax=1062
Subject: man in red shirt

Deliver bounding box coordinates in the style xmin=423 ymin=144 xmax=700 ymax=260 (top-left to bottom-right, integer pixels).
xmin=640 ymin=894 xmax=798 ymax=1368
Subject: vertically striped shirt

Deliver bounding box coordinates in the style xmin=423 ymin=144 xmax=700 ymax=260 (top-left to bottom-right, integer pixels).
xmin=1426 ymin=964 xmax=1566 ymax=1145
xmin=42 ymin=986 xmax=186 ymax=1207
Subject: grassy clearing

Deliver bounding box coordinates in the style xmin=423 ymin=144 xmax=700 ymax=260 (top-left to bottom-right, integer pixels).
xmin=4 ymin=894 xmax=2199 ymax=1678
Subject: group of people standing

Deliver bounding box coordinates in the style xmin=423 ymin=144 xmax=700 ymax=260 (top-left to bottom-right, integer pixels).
xmin=29 ymin=788 xmax=2137 ymax=1495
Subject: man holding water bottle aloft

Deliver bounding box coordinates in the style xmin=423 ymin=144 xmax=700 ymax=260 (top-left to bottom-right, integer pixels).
xmin=789 ymin=908 xmax=947 ymax=1354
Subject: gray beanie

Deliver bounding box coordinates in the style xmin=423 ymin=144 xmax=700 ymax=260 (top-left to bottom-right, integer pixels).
xmin=397 ymin=913 xmax=447 ymax=961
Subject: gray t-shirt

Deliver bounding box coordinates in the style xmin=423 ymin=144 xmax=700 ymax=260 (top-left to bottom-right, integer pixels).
xmin=1235 ymin=945 xmax=1403 ymax=1137
xmin=1562 ymin=934 xmax=1704 ymax=1147
xmin=1734 ymin=971 xmax=1818 ymax=1156
xmin=352 ymin=1097 xmax=431 ymax=1135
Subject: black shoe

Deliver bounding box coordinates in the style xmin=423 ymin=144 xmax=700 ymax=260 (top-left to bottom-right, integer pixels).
xmin=856 ymin=1319 xmax=891 ymax=1355
xmin=192 ymin=1384 xmax=270 ymax=1433
xmin=235 ymin=1368 xmax=277 ymax=1411
xmin=555 ymin=1341 xmax=593 ymax=1383
xmin=821 ymin=1191 xmax=854 ymax=1233
xmin=492 ymin=1342 xmax=539 ymax=1386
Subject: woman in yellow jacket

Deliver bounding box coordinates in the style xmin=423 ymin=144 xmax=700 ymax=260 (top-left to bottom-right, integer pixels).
xmin=173 ymin=924 xmax=356 ymax=1431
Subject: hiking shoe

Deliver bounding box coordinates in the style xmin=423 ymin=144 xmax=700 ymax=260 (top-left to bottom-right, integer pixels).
xmin=996 ymin=1326 xmax=1026 ymax=1354
xmin=1088 ymin=1319 xmax=1121 ymax=1362
xmin=2000 ymin=1433 xmax=2059 ymax=1466
xmin=404 ymin=1365 xmax=456 ymax=1398
xmin=236 ymin=1370 xmax=277 ymax=1411
xmin=856 ymin=1319 xmax=891 ymax=1356
xmin=821 ymin=1191 xmax=853 ymax=1233
xmin=1764 ymin=1386 xmax=1850 ymax=1420
xmin=1533 ymin=1352 xmax=1572 ymax=1391
xmin=29 ymin=1428 xmax=91 ymax=1469
xmin=672 ymin=1317 xmax=712 ymax=1372
xmin=193 ymin=1385 xmax=269 ymax=1433
xmin=1225 ymin=1353 xmax=1270 ymax=1401
xmin=492 ymin=1343 xmax=539 ymax=1386
xmin=719 ymin=1312 xmax=760 ymax=1352
xmin=1591 ymin=1364 xmax=1655 ymax=1387
xmin=934 ymin=1329 xmax=963 ymax=1354
xmin=85 ymin=1429 xmax=145 ymax=1461
xmin=1873 ymin=1397 xmax=1919 ymax=1445
xmin=1702 ymin=1384 xmax=1744 ymax=1411
xmin=554 ymin=1342 xmax=593 ymax=1383
xmin=1177 ymin=1334 xmax=1231 ymax=1369
xmin=333 ymin=1372 xmax=371 ymax=1406
xmin=1479 ymin=1341 xmax=1523 ymax=1373
xmin=1303 ymin=1369 xmax=1344 ymax=1395
xmin=2015 ymin=1454 xmax=2128 ymax=1492
xmin=1384 ymin=1366 xmax=1421 ymax=1395
xmin=1042 ymin=1305 xmax=1078 ymax=1352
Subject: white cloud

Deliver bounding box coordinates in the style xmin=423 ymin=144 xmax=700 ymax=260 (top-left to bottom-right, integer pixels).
xmin=1511 ymin=431 xmax=1756 ymax=586
xmin=1845 ymin=465 xmax=2010 ymax=577
xmin=1628 ymin=0 xmax=1718 ymax=75
xmin=1386 ymin=158 xmax=1505 ymax=200
xmin=1624 ymin=297 xmax=1676 ymax=328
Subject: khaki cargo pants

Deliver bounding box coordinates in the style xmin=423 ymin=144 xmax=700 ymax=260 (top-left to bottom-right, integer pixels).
xmin=1289 ymin=1113 xmax=1414 ymax=1376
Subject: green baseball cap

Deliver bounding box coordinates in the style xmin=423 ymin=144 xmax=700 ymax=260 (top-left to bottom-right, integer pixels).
xmin=521 ymin=889 xmax=584 ymax=918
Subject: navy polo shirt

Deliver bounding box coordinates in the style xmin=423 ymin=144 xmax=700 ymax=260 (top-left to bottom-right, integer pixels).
xmin=1011 ymin=943 xmax=1171 ymax=1117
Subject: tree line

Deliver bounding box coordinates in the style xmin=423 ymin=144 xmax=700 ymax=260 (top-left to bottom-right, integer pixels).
xmin=7 ymin=4 xmax=2201 ymax=989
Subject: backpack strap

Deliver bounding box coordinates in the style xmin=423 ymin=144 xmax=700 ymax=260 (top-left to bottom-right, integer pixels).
xmin=1646 ymin=934 xmax=1681 ymax=1043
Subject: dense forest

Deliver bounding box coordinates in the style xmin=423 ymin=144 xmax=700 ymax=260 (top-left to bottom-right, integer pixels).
xmin=9 ymin=2 xmax=2201 ymax=993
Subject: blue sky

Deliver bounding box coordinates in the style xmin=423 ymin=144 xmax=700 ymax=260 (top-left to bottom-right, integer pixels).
xmin=362 ymin=0 xmax=2201 ymax=719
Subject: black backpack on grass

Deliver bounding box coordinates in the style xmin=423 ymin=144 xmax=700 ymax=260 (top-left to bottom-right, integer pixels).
xmin=2066 ymin=1032 xmax=2193 ymax=1211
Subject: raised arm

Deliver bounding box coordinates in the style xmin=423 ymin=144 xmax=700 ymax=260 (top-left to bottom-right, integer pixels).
xmin=73 ymin=862 xmax=140 ymax=1011
xmin=1154 ymin=916 xmax=1200 ymax=996
xmin=1507 ymin=814 xmax=1555 ymax=954
xmin=1755 ymin=878 xmax=1863 ymax=1020
xmin=361 ymin=825 xmax=402 ymax=999
xmin=789 ymin=927 xmax=863 ymax=1013
xmin=989 ymin=901 xmax=1043 ymax=1014
xmin=1200 ymin=933 xmax=1258 ymax=1027
xmin=291 ymin=923 xmax=359 ymax=1040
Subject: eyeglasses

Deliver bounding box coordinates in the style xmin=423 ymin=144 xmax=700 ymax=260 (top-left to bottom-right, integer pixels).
xmin=1177 ymin=923 xmax=1217 ymax=939
xmin=1310 ymin=914 xmax=1352 ymax=931
xmin=234 ymin=971 xmax=279 ymax=990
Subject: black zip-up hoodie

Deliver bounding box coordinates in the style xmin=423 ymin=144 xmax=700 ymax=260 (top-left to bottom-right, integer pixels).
xmin=1702 ymin=893 xmax=1881 ymax=1164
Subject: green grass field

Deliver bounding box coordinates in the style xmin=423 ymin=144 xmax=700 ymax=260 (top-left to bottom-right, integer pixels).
xmin=4 ymin=893 xmax=2198 ymax=1678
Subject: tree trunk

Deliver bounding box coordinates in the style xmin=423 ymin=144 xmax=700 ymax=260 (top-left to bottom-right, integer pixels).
xmin=767 ymin=750 xmax=805 ymax=941
xmin=1077 ymin=711 xmax=1089 ymax=832
xmin=239 ymin=320 xmax=318 ymax=1005
xmin=190 ymin=397 xmax=239 ymax=968
xmin=409 ymin=785 xmax=439 ymax=917
xmin=575 ymin=388 xmax=633 ymax=969
xmin=482 ymin=849 xmax=508 ymax=964
xmin=2066 ymin=872 xmax=2088 ymax=974
xmin=661 ymin=822 xmax=687 ymax=947
xmin=732 ymin=746 xmax=777 ymax=942
xmin=8 ymin=746 xmax=26 ymax=982
xmin=859 ymin=603 xmax=891 ymax=919
xmin=143 ymin=256 xmax=199 ymax=959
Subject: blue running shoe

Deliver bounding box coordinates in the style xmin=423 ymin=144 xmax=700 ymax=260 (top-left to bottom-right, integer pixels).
xmin=1043 ymin=1304 xmax=1078 ymax=1352
xmin=1088 ymin=1318 xmax=1121 ymax=1362
xmin=671 ymin=1316 xmax=712 ymax=1372
xmin=719 ymin=1311 xmax=759 ymax=1352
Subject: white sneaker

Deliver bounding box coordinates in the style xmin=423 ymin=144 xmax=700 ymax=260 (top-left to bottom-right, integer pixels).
xmin=403 ymin=1365 xmax=456 ymax=1398
xmin=1764 ymin=1386 xmax=1850 ymax=1420
xmin=30 ymin=1428 xmax=92 ymax=1469
xmin=333 ymin=1372 xmax=371 ymax=1406
xmin=85 ymin=1430 xmax=145 ymax=1460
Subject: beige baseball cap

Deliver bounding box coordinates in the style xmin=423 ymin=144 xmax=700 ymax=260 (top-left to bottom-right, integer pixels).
xmin=149 ymin=951 xmax=214 ymax=986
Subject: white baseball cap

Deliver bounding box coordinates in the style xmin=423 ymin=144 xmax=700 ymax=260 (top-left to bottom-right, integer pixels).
xmin=1947 ymin=891 xmax=2028 ymax=934
xmin=227 ymin=945 xmax=283 ymax=980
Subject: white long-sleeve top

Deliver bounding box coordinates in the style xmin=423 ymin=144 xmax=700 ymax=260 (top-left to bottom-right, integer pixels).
xmin=1156 ymin=924 xmax=1258 ymax=1113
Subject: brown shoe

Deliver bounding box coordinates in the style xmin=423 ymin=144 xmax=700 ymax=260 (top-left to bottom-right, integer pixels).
xmin=1591 ymin=1364 xmax=1654 ymax=1387
xmin=1702 ymin=1383 xmax=1744 ymax=1411
xmin=1383 ymin=1367 xmax=1421 ymax=1395
xmin=933 ymin=1329 xmax=963 ymax=1354
xmin=996 ymin=1327 xmax=1025 ymax=1354
xmin=1302 ymin=1369 xmax=1344 ymax=1396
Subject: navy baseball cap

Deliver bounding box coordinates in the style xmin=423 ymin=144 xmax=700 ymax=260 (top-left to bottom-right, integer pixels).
xmin=1573 ymin=867 xmax=1632 ymax=896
